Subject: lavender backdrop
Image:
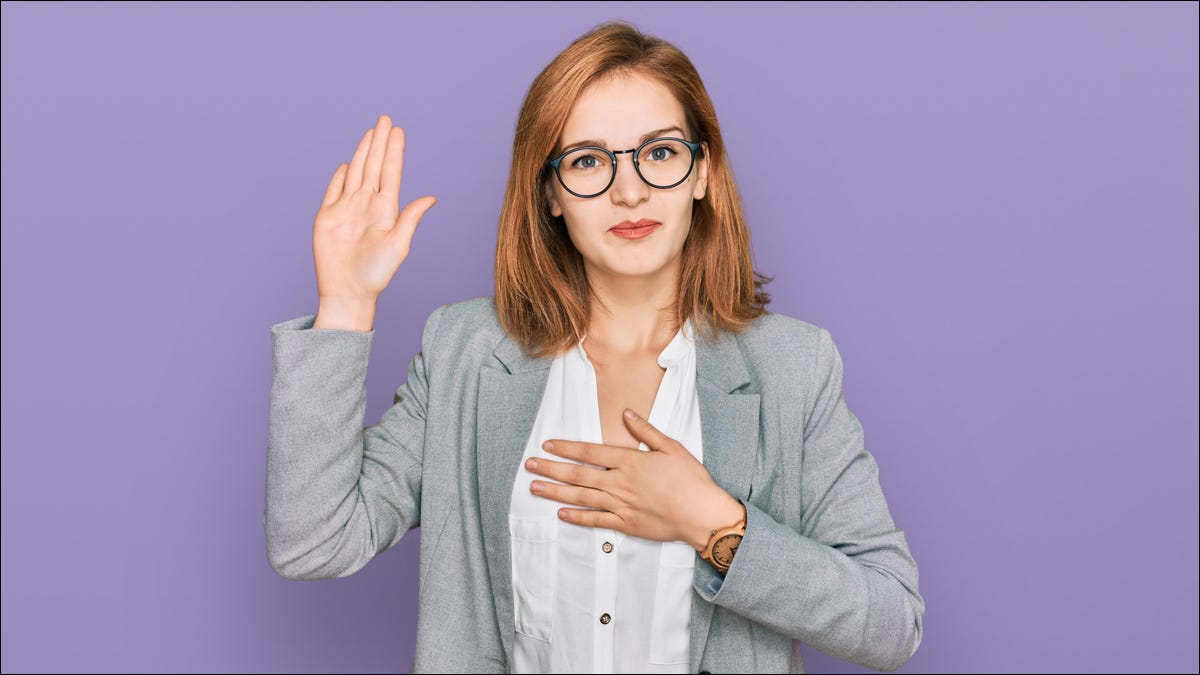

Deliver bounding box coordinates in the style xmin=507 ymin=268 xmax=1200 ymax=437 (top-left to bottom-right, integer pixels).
xmin=2 ymin=2 xmax=1196 ymax=673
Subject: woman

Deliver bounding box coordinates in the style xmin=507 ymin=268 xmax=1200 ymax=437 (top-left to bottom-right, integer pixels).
xmin=266 ymin=21 xmax=924 ymax=674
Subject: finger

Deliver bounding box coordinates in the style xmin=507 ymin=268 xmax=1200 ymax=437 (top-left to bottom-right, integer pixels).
xmin=344 ymin=128 xmax=374 ymax=193
xmin=621 ymin=409 xmax=676 ymax=453
xmin=525 ymin=457 xmax=609 ymax=490
xmin=558 ymin=508 xmax=624 ymax=530
xmin=362 ymin=115 xmax=393 ymax=192
xmin=379 ymin=126 xmax=405 ymax=198
xmin=542 ymin=439 xmax=626 ymax=468
xmin=388 ymin=195 xmax=437 ymax=254
xmin=530 ymin=481 xmax=616 ymax=511
xmin=321 ymin=163 xmax=348 ymax=208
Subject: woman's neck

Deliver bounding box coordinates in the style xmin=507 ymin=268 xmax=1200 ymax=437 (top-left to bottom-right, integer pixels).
xmin=583 ymin=265 xmax=681 ymax=362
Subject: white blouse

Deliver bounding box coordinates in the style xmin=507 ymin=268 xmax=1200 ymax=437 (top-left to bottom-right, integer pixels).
xmin=508 ymin=318 xmax=703 ymax=674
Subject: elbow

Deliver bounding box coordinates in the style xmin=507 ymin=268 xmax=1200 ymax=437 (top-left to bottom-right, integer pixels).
xmin=822 ymin=569 xmax=924 ymax=672
xmin=266 ymin=545 xmax=322 ymax=581
xmin=866 ymin=596 xmax=924 ymax=672
xmin=266 ymin=548 xmax=357 ymax=581
xmin=267 ymin=552 xmax=314 ymax=581
xmin=263 ymin=512 xmax=367 ymax=581
xmin=868 ymin=643 xmax=917 ymax=673
xmin=857 ymin=556 xmax=924 ymax=672
xmin=850 ymin=628 xmax=920 ymax=673
xmin=265 ymin=536 xmax=359 ymax=581
xmin=264 ymin=524 xmax=321 ymax=581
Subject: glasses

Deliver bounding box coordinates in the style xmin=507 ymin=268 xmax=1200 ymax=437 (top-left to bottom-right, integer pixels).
xmin=545 ymin=137 xmax=704 ymax=199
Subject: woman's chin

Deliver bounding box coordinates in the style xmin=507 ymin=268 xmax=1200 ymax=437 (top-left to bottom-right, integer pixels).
xmin=592 ymin=260 xmax=674 ymax=281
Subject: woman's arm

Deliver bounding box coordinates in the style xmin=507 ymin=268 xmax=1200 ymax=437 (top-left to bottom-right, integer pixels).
xmin=263 ymin=304 xmax=443 ymax=581
xmin=696 ymin=327 xmax=925 ymax=672
xmin=266 ymin=114 xmax=441 ymax=581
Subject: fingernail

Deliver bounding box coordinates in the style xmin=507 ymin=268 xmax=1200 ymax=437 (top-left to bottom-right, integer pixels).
xmin=525 ymin=458 xmax=538 ymax=471
xmin=542 ymin=440 xmax=555 ymax=452
xmin=530 ymin=482 xmax=543 ymax=494
xmin=623 ymin=409 xmax=637 ymax=421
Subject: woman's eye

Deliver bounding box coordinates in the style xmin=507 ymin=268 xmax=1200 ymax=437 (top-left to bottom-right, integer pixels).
xmin=571 ymin=154 xmax=602 ymax=169
xmin=648 ymin=146 xmax=677 ymax=161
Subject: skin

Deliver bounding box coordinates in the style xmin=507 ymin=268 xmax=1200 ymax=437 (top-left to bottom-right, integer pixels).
xmin=546 ymin=73 xmax=707 ymax=457
xmin=311 ymin=74 xmax=743 ymax=553
xmin=534 ymin=72 xmax=745 ymax=551
xmin=312 ymin=117 xmax=436 ymax=332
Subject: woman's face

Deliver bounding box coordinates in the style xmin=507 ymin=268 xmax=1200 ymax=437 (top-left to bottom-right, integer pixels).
xmin=546 ymin=71 xmax=708 ymax=288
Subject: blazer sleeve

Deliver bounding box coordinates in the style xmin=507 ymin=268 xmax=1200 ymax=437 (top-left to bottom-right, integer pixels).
xmin=263 ymin=305 xmax=444 ymax=581
xmin=695 ymin=327 xmax=925 ymax=671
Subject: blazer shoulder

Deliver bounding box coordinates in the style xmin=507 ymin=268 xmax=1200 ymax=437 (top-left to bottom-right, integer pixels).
xmin=421 ymin=295 xmax=507 ymax=358
xmin=727 ymin=310 xmax=845 ymax=390
xmin=431 ymin=296 xmax=502 ymax=331
xmin=738 ymin=310 xmax=829 ymax=355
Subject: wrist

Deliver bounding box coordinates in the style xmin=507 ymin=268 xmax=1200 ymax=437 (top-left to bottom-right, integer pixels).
xmin=690 ymin=492 xmax=745 ymax=551
xmin=698 ymin=498 xmax=747 ymax=574
xmin=315 ymin=297 xmax=378 ymax=332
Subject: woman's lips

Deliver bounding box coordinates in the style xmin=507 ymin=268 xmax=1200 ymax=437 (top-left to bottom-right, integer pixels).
xmin=610 ymin=219 xmax=661 ymax=239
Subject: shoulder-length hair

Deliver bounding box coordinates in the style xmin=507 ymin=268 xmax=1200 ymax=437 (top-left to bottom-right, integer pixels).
xmin=495 ymin=20 xmax=772 ymax=359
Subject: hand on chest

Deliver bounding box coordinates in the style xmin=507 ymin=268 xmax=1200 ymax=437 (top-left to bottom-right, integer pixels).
xmin=509 ymin=328 xmax=704 ymax=521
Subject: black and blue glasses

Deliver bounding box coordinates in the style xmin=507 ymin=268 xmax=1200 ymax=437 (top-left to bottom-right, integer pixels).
xmin=545 ymin=137 xmax=703 ymax=199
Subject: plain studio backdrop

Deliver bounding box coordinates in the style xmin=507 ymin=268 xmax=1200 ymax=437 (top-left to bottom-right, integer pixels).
xmin=1 ymin=2 xmax=1196 ymax=673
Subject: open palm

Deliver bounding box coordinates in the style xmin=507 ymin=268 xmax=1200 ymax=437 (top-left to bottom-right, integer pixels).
xmin=312 ymin=114 xmax=437 ymax=306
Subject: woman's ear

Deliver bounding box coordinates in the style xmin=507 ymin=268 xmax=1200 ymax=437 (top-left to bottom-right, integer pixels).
xmin=545 ymin=179 xmax=564 ymax=217
xmin=693 ymin=142 xmax=710 ymax=201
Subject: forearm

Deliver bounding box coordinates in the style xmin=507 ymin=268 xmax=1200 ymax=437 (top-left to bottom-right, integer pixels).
xmin=696 ymin=501 xmax=923 ymax=671
xmin=265 ymin=314 xmax=421 ymax=580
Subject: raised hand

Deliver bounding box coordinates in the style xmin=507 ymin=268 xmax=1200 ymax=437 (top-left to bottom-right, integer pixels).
xmin=312 ymin=115 xmax=437 ymax=331
xmin=525 ymin=409 xmax=744 ymax=549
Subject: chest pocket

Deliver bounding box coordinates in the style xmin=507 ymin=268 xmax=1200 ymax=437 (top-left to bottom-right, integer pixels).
xmin=509 ymin=515 xmax=557 ymax=643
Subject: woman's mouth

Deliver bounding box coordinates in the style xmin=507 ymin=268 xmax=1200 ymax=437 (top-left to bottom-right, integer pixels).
xmin=609 ymin=219 xmax=661 ymax=239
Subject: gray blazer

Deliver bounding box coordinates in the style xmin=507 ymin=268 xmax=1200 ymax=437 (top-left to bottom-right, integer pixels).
xmin=266 ymin=297 xmax=924 ymax=673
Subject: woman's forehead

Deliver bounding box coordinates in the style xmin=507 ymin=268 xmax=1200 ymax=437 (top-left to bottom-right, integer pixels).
xmin=559 ymin=73 xmax=688 ymax=150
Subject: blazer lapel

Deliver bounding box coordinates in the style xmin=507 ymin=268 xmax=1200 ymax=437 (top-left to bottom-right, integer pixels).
xmin=476 ymin=334 xmax=551 ymax=667
xmin=690 ymin=327 xmax=760 ymax=670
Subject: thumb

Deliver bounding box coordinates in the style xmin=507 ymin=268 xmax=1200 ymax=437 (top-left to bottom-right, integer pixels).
xmin=622 ymin=409 xmax=677 ymax=453
xmin=390 ymin=195 xmax=438 ymax=254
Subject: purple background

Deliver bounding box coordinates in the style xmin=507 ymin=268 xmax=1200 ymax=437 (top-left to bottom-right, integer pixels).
xmin=2 ymin=2 xmax=1197 ymax=673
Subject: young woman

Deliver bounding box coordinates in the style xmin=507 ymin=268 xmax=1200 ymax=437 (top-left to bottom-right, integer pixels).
xmin=266 ymin=21 xmax=924 ymax=674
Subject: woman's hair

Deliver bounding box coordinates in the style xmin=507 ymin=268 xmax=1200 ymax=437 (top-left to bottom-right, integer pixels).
xmin=495 ymin=20 xmax=772 ymax=358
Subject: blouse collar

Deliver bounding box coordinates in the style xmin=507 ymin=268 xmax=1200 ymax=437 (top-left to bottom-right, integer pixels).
xmin=575 ymin=317 xmax=695 ymax=369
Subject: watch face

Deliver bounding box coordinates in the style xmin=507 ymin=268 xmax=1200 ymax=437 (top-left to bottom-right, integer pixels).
xmin=712 ymin=533 xmax=742 ymax=566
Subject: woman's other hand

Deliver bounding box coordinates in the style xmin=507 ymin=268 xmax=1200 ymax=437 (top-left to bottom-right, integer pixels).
xmin=312 ymin=115 xmax=437 ymax=331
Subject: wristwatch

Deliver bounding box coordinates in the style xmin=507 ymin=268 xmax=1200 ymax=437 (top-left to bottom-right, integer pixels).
xmin=700 ymin=503 xmax=747 ymax=574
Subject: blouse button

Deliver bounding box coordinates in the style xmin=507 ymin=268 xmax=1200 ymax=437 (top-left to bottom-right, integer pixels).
xmin=599 ymin=612 xmax=612 ymax=625
xmin=601 ymin=541 xmax=614 ymax=554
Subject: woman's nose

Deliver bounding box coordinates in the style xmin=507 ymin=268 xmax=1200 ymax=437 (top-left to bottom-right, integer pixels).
xmin=609 ymin=155 xmax=650 ymax=207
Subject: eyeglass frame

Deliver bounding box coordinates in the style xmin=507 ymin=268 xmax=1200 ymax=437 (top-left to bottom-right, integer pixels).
xmin=544 ymin=136 xmax=705 ymax=199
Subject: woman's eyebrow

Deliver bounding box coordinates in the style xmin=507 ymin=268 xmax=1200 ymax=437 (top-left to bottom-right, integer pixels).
xmin=560 ymin=126 xmax=684 ymax=153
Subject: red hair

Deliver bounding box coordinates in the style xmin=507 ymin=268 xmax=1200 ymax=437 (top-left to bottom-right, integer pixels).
xmin=495 ymin=21 xmax=772 ymax=358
